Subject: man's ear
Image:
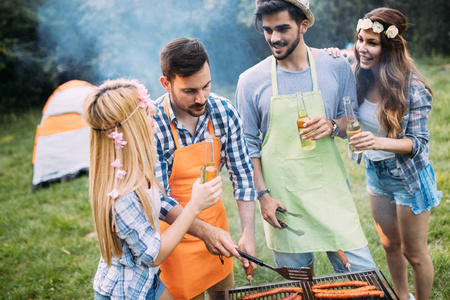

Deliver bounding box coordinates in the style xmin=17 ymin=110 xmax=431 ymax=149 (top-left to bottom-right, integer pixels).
xmin=300 ymin=19 xmax=309 ymax=34
xmin=159 ymin=76 xmax=171 ymax=93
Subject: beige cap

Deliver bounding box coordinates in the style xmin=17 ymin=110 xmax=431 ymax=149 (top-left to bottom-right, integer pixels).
xmin=257 ymin=0 xmax=315 ymax=27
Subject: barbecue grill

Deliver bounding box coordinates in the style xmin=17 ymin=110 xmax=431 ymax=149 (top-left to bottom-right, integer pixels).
xmin=226 ymin=268 xmax=399 ymax=300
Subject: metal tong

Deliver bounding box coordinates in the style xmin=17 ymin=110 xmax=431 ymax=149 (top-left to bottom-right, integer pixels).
xmin=276 ymin=207 xmax=303 ymax=218
xmin=277 ymin=219 xmax=305 ymax=236
xmin=276 ymin=207 xmax=304 ymax=236
xmin=237 ymin=249 xmax=313 ymax=281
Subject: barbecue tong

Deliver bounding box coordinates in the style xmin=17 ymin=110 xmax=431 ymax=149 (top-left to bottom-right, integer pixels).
xmin=237 ymin=249 xmax=313 ymax=281
xmin=276 ymin=207 xmax=303 ymax=218
xmin=276 ymin=207 xmax=304 ymax=236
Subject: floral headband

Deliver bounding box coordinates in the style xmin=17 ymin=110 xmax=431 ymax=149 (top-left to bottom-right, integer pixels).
xmin=357 ymin=18 xmax=399 ymax=39
xmin=92 ymin=80 xmax=152 ymax=232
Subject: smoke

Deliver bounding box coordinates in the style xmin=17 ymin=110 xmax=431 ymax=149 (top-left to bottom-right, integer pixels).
xmin=37 ymin=0 xmax=266 ymax=99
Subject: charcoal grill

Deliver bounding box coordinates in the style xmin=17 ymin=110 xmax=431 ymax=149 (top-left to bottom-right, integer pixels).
xmin=226 ymin=268 xmax=399 ymax=300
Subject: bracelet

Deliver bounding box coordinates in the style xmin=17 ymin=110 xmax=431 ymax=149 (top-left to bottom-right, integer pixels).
xmin=257 ymin=189 xmax=270 ymax=200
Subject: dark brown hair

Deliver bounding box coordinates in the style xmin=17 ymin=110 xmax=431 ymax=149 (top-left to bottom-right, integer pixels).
xmin=254 ymin=0 xmax=307 ymax=32
xmin=160 ymin=38 xmax=210 ymax=82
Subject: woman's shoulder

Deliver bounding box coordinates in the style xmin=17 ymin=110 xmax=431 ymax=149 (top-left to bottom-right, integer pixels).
xmin=408 ymin=74 xmax=432 ymax=100
xmin=115 ymin=191 xmax=141 ymax=212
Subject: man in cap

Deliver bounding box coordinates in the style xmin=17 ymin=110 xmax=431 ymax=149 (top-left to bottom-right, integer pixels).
xmin=235 ymin=0 xmax=376 ymax=274
xmin=154 ymin=38 xmax=257 ymax=300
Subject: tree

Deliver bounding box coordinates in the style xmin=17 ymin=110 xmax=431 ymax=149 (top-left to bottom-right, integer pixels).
xmin=0 ymin=0 xmax=56 ymax=113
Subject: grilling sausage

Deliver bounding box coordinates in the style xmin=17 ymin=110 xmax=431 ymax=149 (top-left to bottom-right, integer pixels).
xmin=311 ymin=280 xmax=368 ymax=289
xmin=279 ymin=293 xmax=299 ymax=300
xmin=244 ymin=265 xmax=254 ymax=284
xmin=312 ymin=285 xmax=377 ymax=294
xmin=240 ymin=287 xmax=303 ymax=300
xmin=314 ymin=290 xmax=385 ymax=298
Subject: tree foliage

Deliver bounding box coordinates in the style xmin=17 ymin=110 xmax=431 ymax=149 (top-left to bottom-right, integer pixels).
xmin=0 ymin=0 xmax=448 ymax=113
xmin=0 ymin=0 xmax=55 ymax=113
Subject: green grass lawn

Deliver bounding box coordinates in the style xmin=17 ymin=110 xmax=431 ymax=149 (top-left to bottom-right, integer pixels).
xmin=0 ymin=59 xmax=448 ymax=299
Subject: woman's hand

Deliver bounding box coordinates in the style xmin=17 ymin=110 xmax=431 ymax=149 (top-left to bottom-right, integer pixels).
xmin=324 ymin=47 xmax=346 ymax=58
xmin=189 ymin=177 xmax=222 ymax=214
xmin=350 ymin=131 xmax=383 ymax=151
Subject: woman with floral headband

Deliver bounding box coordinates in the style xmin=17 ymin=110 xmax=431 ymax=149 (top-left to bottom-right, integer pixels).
xmin=349 ymin=8 xmax=441 ymax=300
xmin=84 ymin=78 xmax=222 ymax=300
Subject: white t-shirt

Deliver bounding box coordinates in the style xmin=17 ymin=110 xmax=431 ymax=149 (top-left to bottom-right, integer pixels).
xmin=359 ymin=99 xmax=395 ymax=161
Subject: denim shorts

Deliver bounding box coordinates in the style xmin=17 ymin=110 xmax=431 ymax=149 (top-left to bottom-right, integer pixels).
xmin=273 ymin=245 xmax=376 ymax=273
xmin=364 ymin=156 xmax=442 ymax=214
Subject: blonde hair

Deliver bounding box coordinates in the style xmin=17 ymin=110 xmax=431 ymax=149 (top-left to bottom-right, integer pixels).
xmin=354 ymin=8 xmax=432 ymax=138
xmin=83 ymin=78 xmax=163 ymax=266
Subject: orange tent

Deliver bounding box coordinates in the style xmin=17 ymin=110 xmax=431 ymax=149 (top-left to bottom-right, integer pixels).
xmin=32 ymin=80 xmax=95 ymax=191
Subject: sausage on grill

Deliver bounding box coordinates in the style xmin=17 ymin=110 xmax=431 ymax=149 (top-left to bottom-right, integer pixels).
xmin=311 ymin=280 xmax=368 ymax=289
xmin=279 ymin=293 xmax=299 ymax=300
xmin=312 ymin=285 xmax=377 ymax=294
xmin=314 ymin=290 xmax=385 ymax=299
xmin=240 ymin=287 xmax=303 ymax=300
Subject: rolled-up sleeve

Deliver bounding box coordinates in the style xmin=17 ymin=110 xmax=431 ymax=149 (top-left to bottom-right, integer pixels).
xmin=224 ymin=101 xmax=257 ymax=201
xmin=403 ymin=83 xmax=432 ymax=159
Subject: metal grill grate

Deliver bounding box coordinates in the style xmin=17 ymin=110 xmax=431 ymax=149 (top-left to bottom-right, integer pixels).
xmin=226 ymin=268 xmax=399 ymax=300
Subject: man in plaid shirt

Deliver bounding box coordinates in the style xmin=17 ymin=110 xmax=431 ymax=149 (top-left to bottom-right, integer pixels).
xmin=153 ymin=38 xmax=257 ymax=300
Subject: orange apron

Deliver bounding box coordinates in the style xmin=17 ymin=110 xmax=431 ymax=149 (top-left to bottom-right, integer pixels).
xmin=159 ymin=96 xmax=233 ymax=299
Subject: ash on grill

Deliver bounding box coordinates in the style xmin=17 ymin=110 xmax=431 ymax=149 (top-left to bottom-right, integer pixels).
xmin=226 ymin=269 xmax=399 ymax=300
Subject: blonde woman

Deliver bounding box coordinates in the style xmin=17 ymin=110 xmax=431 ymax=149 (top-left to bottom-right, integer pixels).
xmin=349 ymin=8 xmax=442 ymax=300
xmin=84 ymin=78 xmax=222 ymax=300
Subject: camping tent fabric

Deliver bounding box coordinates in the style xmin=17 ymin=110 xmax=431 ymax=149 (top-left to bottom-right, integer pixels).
xmin=32 ymin=80 xmax=95 ymax=191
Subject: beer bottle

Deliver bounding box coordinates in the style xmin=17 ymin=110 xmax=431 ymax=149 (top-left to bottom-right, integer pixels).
xmin=343 ymin=96 xmax=363 ymax=154
xmin=296 ymin=92 xmax=316 ymax=150
xmin=200 ymin=134 xmax=218 ymax=183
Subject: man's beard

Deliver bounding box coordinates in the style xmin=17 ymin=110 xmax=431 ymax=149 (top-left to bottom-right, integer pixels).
xmin=270 ymin=30 xmax=301 ymax=61
xmin=171 ymin=89 xmax=207 ymax=117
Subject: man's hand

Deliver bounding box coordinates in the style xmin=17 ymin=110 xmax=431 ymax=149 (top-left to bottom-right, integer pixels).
xmin=299 ymin=115 xmax=333 ymax=141
xmin=199 ymin=225 xmax=240 ymax=258
xmin=165 ymin=205 xmax=238 ymax=257
xmin=236 ymin=221 xmax=257 ymax=270
xmin=258 ymin=193 xmax=285 ymax=229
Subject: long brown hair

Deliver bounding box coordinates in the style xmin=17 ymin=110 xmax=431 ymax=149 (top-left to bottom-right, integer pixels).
xmin=83 ymin=79 xmax=163 ymax=266
xmin=354 ymin=8 xmax=432 ymax=138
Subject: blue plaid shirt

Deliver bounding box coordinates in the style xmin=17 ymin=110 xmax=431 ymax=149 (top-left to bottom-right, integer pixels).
xmin=396 ymin=77 xmax=433 ymax=194
xmin=93 ymin=191 xmax=161 ymax=300
xmin=153 ymin=93 xmax=257 ymax=220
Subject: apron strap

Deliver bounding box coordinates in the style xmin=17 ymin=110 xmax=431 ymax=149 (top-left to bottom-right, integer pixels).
xmin=271 ymin=46 xmax=319 ymax=95
xmin=163 ymin=95 xmax=216 ymax=150
xmin=306 ymin=46 xmax=319 ymax=92
xmin=271 ymin=57 xmax=279 ymax=96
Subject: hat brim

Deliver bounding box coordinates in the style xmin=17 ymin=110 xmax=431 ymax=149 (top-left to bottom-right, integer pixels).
xmin=283 ymin=0 xmax=315 ymax=27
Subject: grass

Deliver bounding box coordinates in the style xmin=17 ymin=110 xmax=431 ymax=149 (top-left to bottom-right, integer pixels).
xmin=0 ymin=59 xmax=448 ymax=299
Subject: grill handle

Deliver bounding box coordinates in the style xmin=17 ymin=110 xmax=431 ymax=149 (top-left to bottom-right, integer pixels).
xmin=236 ymin=249 xmax=274 ymax=270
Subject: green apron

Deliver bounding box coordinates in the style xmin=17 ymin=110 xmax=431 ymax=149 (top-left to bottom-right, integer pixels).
xmin=260 ymin=47 xmax=367 ymax=253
